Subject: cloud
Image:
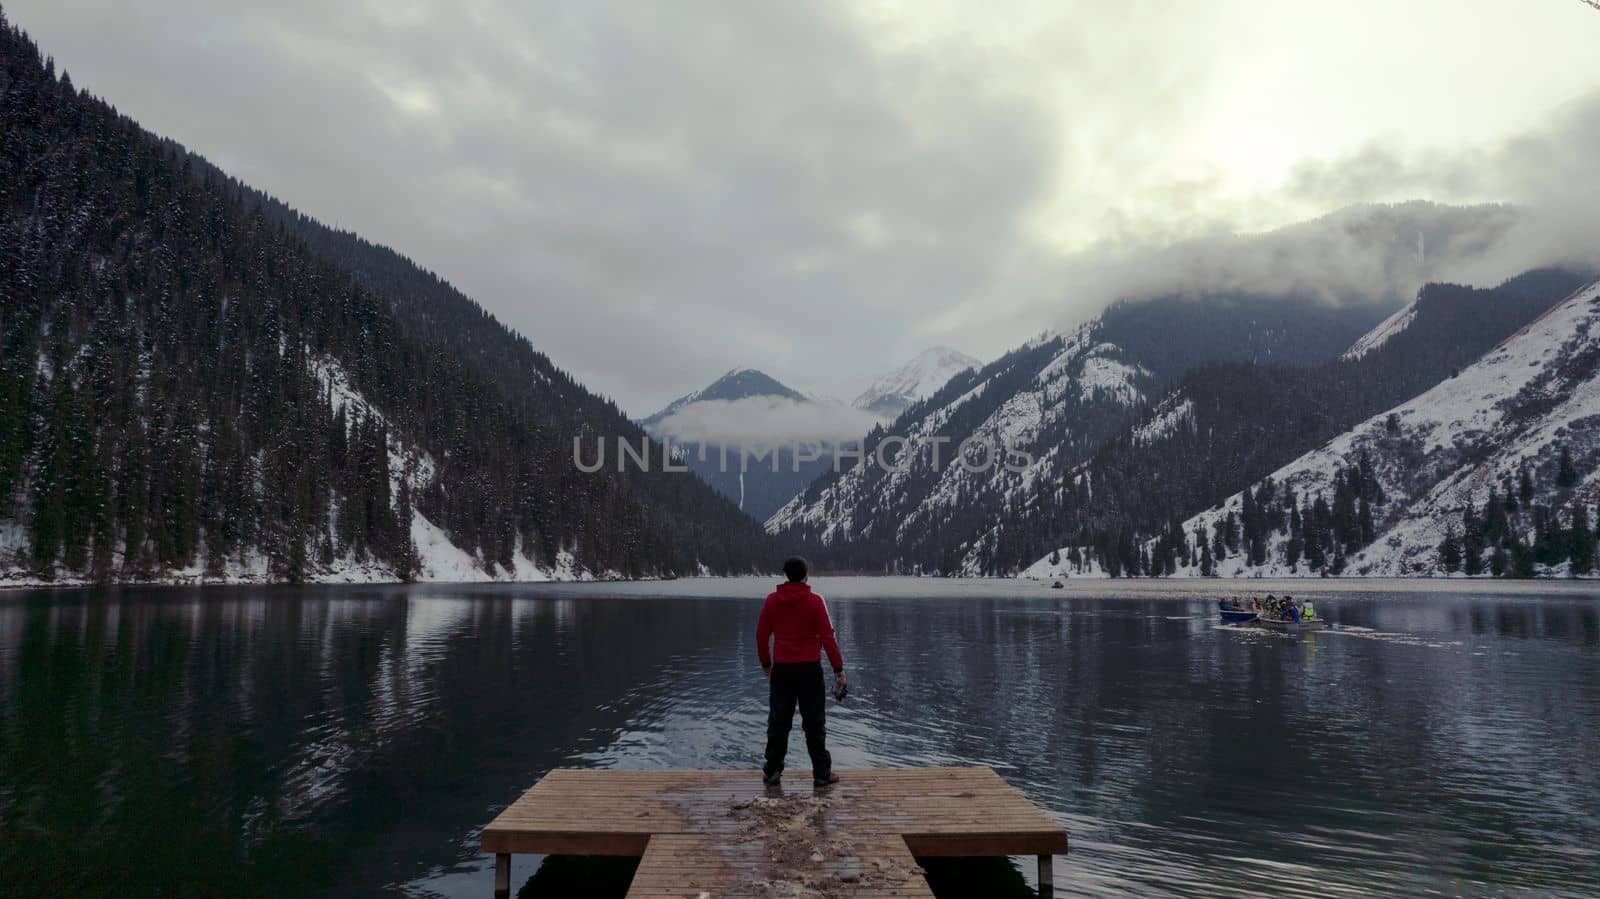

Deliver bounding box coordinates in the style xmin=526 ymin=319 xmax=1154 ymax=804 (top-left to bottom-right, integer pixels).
xmin=1281 ymin=90 xmax=1600 ymax=288
xmin=976 ymin=86 xmax=1600 ymax=336
xmin=7 ymin=0 xmax=1600 ymax=413
xmin=648 ymin=396 xmax=881 ymax=448
xmin=1069 ymin=201 xmax=1521 ymax=310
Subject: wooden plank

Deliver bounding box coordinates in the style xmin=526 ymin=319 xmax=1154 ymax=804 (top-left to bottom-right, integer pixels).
xmin=625 ymin=833 xmax=934 ymax=898
xmin=480 ymin=831 xmax=651 ymax=855
xmin=481 ymin=766 xmax=1067 ymax=894
xmin=902 ymin=832 xmax=1070 ymax=857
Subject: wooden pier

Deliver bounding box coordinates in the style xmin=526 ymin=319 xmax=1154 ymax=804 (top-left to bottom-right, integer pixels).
xmin=482 ymin=766 xmax=1068 ymax=897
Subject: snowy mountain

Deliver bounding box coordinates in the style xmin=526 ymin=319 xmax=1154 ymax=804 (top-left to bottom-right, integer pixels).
xmin=767 ymin=289 xmax=1389 ymax=572
xmin=852 ymin=347 xmax=981 ymax=420
xmin=767 ymin=325 xmax=1148 ymax=572
xmin=639 ymin=369 xmax=809 ymax=431
xmin=1340 ymin=268 xmax=1585 ymax=363
xmin=1025 ymin=274 xmax=1600 ymax=579
xmin=639 ymin=369 xmax=876 ymax=521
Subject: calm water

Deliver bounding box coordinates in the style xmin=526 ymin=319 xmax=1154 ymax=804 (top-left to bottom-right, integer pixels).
xmin=2 ymin=578 xmax=1598 ymax=897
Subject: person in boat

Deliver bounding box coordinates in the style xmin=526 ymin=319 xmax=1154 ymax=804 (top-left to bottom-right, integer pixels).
xmin=757 ymin=556 xmax=845 ymax=788
xmin=1302 ymin=599 xmax=1316 ymax=621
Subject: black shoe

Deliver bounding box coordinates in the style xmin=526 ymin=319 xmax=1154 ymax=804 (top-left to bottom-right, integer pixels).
xmin=813 ymin=772 xmax=839 ymax=788
xmin=762 ymin=771 xmax=782 ymax=786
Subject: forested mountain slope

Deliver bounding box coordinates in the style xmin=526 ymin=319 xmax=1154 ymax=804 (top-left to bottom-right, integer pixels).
xmin=0 ymin=18 xmax=770 ymax=584
xmin=1021 ymin=272 xmax=1599 ymax=578
xmin=768 ymin=288 xmax=1391 ymax=572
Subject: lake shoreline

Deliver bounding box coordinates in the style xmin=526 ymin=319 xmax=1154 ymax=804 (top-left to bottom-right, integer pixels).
xmin=6 ymin=572 xmax=1598 ymax=597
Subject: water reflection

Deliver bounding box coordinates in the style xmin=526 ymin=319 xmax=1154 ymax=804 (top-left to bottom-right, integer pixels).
xmin=2 ymin=581 xmax=1597 ymax=897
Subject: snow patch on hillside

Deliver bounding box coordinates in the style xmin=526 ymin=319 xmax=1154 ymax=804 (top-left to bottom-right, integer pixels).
xmin=1342 ymin=301 xmax=1418 ymax=360
xmin=1134 ymin=397 xmax=1195 ymax=445
xmin=1077 ymin=356 xmax=1147 ymax=405
xmin=407 ymin=514 xmax=572 ymax=583
xmin=1020 ymin=550 xmax=1110 ymax=580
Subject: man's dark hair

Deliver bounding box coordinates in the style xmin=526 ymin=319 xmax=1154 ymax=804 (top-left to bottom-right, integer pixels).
xmin=782 ymin=556 xmax=809 ymax=583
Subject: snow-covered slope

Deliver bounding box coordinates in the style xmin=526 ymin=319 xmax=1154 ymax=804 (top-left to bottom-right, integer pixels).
xmin=0 ymin=356 xmax=602 ymax=587
xmin=767 ymin=321 xmax=1154 ymax=570
xmin=302 ymin=357 xmax=604 ymax=583
xmin=768 ymin=267 xmax=1407 ymax=574
xmin=1342 ymin=301 xmax=1419 ymax=360
xmin=1027 ymin=277 xmax=1600 ymax=578
xmin=852 ymin=347 xmax=981 ymax=420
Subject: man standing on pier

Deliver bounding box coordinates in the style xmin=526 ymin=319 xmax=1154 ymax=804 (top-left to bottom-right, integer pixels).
xmin=757 ymin=557 xmax=846 ymax=788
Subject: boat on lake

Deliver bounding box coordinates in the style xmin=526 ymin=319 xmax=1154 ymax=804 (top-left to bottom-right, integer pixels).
xmin=1254 ymin=616 xmax=1331 ymax=632
xmin=1218 ymin=599 xmax=1258 ymax=624
xmin=1221 ymin=595 xmax=1328 ymax=630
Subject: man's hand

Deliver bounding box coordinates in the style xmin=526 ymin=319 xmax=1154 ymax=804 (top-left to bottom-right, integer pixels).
xmin=762 ymin=665 xmax=772 ymax=678
xmin=835 ymin=671 xmax=847 ymax=689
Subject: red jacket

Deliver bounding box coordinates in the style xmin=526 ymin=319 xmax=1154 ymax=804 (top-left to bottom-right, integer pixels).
xmin=756 ymin=582 xmax=844 ymax=672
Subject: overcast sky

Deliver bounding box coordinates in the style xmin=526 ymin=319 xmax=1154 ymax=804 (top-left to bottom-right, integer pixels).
xmin=10 ymin=1 xmax=1600 ymax=414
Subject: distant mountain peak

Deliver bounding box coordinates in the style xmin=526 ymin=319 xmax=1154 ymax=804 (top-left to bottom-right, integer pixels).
xmin=704 ymin=368 xmax=806 ymax=400
xmin=640 ymin=368 xmax=809 ymax=428
xmin=852 ymin=347 xmax=981 ymax=420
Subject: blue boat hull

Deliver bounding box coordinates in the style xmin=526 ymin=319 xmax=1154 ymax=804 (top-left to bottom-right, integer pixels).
xmin=1219 ymin=608 xmax=1259 ymax=624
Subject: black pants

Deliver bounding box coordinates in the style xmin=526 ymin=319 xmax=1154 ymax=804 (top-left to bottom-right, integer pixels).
xmin=764 ymin=661 xmax=831 ymax=778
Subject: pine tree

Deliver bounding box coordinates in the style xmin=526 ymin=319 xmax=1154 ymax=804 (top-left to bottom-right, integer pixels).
xmin=1571 ymin=501 xmax=1594 ymax=576
xmin=1534 ymin=505 xmax=1565 ymax=567
xmin=1439 ymin=526 xmax=1463 ymax=573
xmin=1556 ymin=444 xmax=1578 ymax=490
xmin=1462 ymin=502 xmax=1484 ymax=576
xmin=1511 ymin=532 xmax=1537 ymax=578
xmin=1483 ymin=487 xmax=1507 ymax=543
